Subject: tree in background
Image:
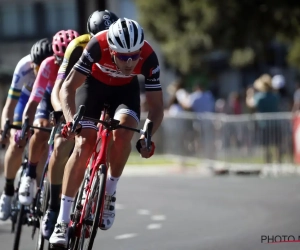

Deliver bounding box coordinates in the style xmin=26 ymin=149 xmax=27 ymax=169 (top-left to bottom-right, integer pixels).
xmin=135 ymin=0 xmax=300 ymax=77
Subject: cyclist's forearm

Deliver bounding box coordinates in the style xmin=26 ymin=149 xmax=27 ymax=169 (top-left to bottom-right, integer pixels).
xmin=60 ymin=85 xmax=76 ymax=123
xmin=1 ymin=99 xmax=17 ymax=129
xmin=51 ymin=81 xmax=63 ymax=111
xmin=22 ymin=101 xmax=38 ymax=125
xmin=144 ymin=108 xmax=164 ymax=136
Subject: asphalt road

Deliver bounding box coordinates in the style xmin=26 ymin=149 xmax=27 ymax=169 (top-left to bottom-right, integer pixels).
xmin=0 ymin=171 xmax=300 ymax=250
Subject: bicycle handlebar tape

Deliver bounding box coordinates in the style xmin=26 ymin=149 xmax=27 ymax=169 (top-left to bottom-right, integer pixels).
xmin=71 ymin=105 xmax=86 ymax=133
xmin=1 ymin=119 xmax=10 ymax=148
xmin=146 ymin=121 xmax=153 ymax=150
xmin=20 ymin=117 xmax=29 ymax=140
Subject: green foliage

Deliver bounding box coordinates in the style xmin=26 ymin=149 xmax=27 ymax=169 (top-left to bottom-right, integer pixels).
xmin=134 ymin=0 xmax=300 ymax=74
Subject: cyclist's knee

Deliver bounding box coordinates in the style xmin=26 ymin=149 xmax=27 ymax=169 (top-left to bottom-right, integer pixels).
xmin=32 ymin=128 xmax=49 ymax=142
xmin=114 ymin=129 xmax=133 ymax=144
xmin=8 ymin=139 xmax=24 ymax=152
xmin=73 ymin=129 xmax=96 ymax=156
xmin=33 ymin=118 xmax=49 ymax=127
xmin=53 ymin=136 xmax=73 ymax=155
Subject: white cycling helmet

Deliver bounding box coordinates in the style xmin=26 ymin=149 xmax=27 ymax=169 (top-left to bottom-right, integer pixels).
xmin=107 ymin=17 xmax=144 ymax=53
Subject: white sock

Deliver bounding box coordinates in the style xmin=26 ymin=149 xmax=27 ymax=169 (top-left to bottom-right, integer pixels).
xmin=57 ymin=195 xmax=74 ymax=223
xmin=105 ymin=174 xmax=119 ymax=195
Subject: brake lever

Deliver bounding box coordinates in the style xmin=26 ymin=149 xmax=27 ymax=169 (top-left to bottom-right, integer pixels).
xmin=71 ymin=105 xmax=86 ymax=133
xmin=145 ymin=121 xmax=153 ymax=151
xmin=20 ymin=117 xmax=29 ymax=140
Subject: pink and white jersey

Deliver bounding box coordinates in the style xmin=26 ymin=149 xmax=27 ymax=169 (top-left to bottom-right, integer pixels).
xmin=29 ymin=56 xmax=59 ymax=103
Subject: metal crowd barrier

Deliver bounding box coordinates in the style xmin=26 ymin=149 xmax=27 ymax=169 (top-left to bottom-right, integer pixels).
xmin=136 ymin=111 xmax=294 ymax=165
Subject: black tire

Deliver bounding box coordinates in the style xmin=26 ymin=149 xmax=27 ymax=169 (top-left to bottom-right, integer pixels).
xmin=68 ymin=168 xmax=90 ymax=250
xmin=78 ymin=164 xmax=107 ymax=250
xmin=35 ymin=178 xmax=50 ymax=250
xmin=13 ymin=204 xmax=26 ymax=250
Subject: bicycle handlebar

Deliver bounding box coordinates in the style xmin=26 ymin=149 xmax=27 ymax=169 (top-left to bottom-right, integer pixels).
xmin=48 ymin=111 xmax=65 ymax=145
xmin=72 ymin=105 xmax=153 ymax=150
xmin=20 ymin=117 xmax=52 ymax=140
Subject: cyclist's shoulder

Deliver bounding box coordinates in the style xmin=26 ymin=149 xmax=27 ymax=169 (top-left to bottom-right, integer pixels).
xmin=67 ymin=34 xmax=91 ymax=52
xmin=40 ymin=55 xmax=55 ymax=65
xmin=14 ymin=54 xmax=32 ymax=73
xmin=88 ymin=30 xmax=108 ymax=49
xmin=38 ymin=56 xmax=57 ymax=78
xmin=140 ymin=40 xmax=158 ymax=60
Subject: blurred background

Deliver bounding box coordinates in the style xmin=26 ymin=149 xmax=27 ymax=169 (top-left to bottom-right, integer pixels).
xmin=1 ymin=2 xmax=300 ymax=250
xmin=1 ymin=0 xmax=300 ymax=171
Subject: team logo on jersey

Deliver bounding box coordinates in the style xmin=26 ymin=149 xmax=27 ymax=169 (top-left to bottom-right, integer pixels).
xmin=41 ymin=65 xmax=51 ymax=79
xmin=149 ymin=65 xmax=160 ymax=77
xmin=13 ymin=74 xmax=20 ymax=84
xmin=33 ymin=86 xmax=45 ymax=99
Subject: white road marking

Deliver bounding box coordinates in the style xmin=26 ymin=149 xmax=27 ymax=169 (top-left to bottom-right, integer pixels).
xmin=151 ymin=215 xmax=166 ymax=221
xmin=137 ymin=209 xmax=151 ymax=215
xmin=115 ymin=233 xmax=138 ymax=240
xmin=147 ymin=223 xmax=162 ymax=230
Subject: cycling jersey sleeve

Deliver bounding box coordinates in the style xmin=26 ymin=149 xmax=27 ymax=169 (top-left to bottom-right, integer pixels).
xmin=141 ymin=52 xmax=162 ymax=91
xmin=29 ymin=57 xmax=54 ymax=103
xmin=57 ymin=46 xmax=84 ymax=80
xmin=9 ymin=55 xmax=34 ymax=100
xmin=74 ymin=36 xmax=102 ymax=76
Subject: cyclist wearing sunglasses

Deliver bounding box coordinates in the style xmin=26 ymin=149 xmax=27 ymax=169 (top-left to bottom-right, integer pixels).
xmin=17 ymin=30 xmax=79 ymax=207
xmin=41 ymin=10 xmax=119 ymax=240
xmin=50 ymin=18 xmax=164 ymax=247
xmin=0 ymin=38 xmax=53 ymax=221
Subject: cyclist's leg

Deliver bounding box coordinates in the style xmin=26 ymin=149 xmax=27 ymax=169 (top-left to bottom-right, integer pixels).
xmin=50 ymin=76 xmax=102 ymax=246
xmin=42 ymin=133 xmax=74 ymax=239
xmin=100 ymin=80 xmax=140 ymax=230
xmin=19 ymin=93 xmax=51 ymax=205
xmin=0 ymin=94 xmax=28 ymax=220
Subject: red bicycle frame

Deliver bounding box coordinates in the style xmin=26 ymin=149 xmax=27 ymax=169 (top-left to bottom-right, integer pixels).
xmin=76 ymin=108 xmax=109 ymax=233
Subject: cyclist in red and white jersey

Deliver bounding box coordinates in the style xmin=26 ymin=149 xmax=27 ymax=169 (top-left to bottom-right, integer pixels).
xmin=17 ymin=30 xmax=79 ymax=206
xmin=42 ymin=10 xmax=119 ymax=240
xmin=50 ymin=18 xmax=164 ymax=247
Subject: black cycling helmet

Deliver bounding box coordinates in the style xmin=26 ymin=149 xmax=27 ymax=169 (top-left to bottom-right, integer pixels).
xmin=87 ymin=10 xmax=119 ymax=36
xmin=30 ymin=38 xmax=53 ymax=65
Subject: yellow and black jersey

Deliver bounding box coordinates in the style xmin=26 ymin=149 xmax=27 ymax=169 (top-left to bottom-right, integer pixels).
xmin=56 ymin=34 xmax=91 ymax=80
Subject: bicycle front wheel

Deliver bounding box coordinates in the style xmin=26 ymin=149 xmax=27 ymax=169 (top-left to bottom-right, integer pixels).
xmin=13 ymin=204 xmax=26 ymax=250
xmin=35 ymin=177 xmax=50 ymax=250
xmin=79 ymin=164 xmax=107 ymax=250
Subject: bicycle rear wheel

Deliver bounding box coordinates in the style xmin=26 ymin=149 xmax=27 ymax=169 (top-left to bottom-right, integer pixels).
xmin=78 ymin=164 xmax=107 ymax=250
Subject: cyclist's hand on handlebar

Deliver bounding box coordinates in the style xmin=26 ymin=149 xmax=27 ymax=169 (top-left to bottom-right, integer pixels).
xmin=136 ymin=138 xmax=155 ymax=158
xmin=14 ymin=129 xmax=30 ymax=148
xmin=61 ymin=122 xmax=82 ymax=139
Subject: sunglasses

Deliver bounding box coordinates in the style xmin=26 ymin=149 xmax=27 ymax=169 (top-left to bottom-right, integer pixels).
xmin=114 ymin=52 xmax=140 ymax=62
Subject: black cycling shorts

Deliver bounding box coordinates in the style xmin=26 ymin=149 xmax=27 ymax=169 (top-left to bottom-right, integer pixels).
xmin=35 ymin=91 xmax=54 ymax=121
xmin=75 ymin=75 xmax=140 ymax=130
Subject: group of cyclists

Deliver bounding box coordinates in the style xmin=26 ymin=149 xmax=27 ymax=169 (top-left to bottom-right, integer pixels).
xmin=0 ymin=8 xmax=164 ymax=249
